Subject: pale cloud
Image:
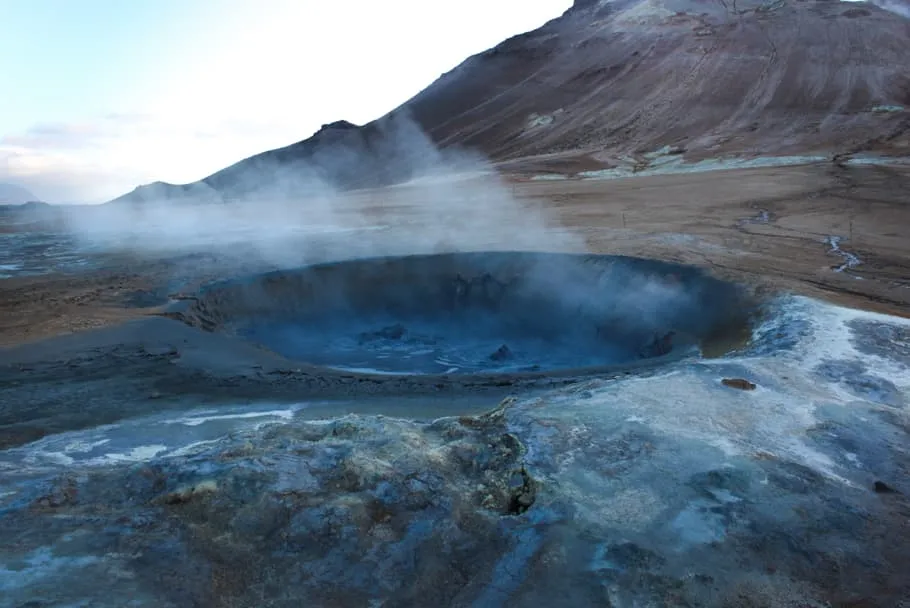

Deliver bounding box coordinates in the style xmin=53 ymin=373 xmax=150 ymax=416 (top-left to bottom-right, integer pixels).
xmin=0 ymin=113 xmax=314 ymax=202
xmin=0 ymin=143 xmax=150 ymax=203
xmin=2 ymin=123 xmax=111 ymax=150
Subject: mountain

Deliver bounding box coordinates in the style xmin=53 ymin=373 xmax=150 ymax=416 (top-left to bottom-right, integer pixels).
xmin=407 ymin=0 xmax=910 ymax=160
xmin=109 ymin=118 xmax=439 ymax=204
xmin=0 ymin=183 xmax=41 ymax=205
xmin=112 ymin=0 xmax=910 ymax=204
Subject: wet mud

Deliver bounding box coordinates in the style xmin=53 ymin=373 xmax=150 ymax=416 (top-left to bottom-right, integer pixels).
xmin=168 ymin=252 xmax=758 ymax=379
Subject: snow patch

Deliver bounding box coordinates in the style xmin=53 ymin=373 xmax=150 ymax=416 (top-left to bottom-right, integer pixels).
xmin=579 ymin=155 xmax=830 ymax=180
xmin=871 ymin=104 xmax=906 ymax=113
xmin=529 ymin=174 xmax=569 ymax=181
xmin=527 ymin=113 xmax=555 ymax=128
xmin=615 ymin=0 xmax=676 ymax=24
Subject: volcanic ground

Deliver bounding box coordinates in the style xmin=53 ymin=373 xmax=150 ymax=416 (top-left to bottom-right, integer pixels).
xmin=3 ymin=0 xmax=910 ymax=604
xmin=3 ymin=159 xmax=910 ymax=606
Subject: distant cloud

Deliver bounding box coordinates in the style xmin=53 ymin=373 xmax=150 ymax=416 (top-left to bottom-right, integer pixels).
xmin=0 ymin=113 xmax=314 ymax=203
xmin=103 ymin=112 xmax=156 ymax=124
xmin=0 ymin=144 xmax=149 ymax=203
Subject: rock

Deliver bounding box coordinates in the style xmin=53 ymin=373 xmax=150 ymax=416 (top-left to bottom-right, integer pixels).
xmin=640 ymin=331 xmax=675 ymax=358
xmin=220 ymin=441 xmax=255 ymax=459
xmin=158 ymin=480 xmax=219 ymax=505
xmin=874 ymin=481 xmax=898 ymax=494
xmin=490 ymin=344 xmax=514 ymax=362
xmin=722 ymin=378 xmax=757 ymax=391
xmin=318 ymin=120 xmax=358 ymax=132
xmin=31 ymin=476 xmax=79 ymax=510
xmin=503 ymin=468 xmax=537 ymax=515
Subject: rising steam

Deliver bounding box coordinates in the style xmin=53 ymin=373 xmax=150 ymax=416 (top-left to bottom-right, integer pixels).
xmin=61 ymin=113 xmax=584 ymax=272
xmin=868 ymin=0 xmax=910 ymax=18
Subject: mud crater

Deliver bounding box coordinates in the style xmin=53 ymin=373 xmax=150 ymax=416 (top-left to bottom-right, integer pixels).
xmin=170 ymin=252 xmax=758 ymax=379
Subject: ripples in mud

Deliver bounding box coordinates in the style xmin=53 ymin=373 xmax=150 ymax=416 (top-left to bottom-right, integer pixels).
xmin=0 ymin=232 xmax=93 ymax=278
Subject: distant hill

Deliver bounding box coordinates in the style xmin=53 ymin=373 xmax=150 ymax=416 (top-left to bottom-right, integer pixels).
xmin=108 ymin=117 xmax=443 ymax=205
xmin=0 ymin=183 xmax=41 ymax=205
xmin=111 ymin=0 xmax=910 ymax=205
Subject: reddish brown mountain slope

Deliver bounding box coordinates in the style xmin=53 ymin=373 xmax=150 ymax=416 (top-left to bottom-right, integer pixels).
xmin=113 ymin=0 xmax=910 ymax=202
xmin=407 ymin=0 xmax=910 ymax=161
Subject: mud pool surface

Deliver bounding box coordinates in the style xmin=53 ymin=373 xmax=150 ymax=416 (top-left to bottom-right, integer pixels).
xmin=174 ymin=252 xmax=755 ymax=381
xmin=242 ymin=315 xmax=641 ymax=375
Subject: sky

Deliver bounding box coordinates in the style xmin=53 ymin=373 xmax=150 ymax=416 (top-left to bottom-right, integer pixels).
xmin=0 ymin=0 xmax=572 ymax=203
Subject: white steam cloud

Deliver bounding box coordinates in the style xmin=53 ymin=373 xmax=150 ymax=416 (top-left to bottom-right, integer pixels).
xmin=61 ymin=114 xmax=584 ymax=273
xmin=867 ymin=0 xmax=910 ymax=18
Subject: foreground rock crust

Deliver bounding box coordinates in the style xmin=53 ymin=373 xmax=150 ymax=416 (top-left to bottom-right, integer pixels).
xmin=1 ymin=297 xmax=909 ymax=607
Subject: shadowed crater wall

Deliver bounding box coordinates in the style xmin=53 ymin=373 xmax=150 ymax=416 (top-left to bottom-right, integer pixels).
xmin=168 ymin=252 xmax=759 ymax=379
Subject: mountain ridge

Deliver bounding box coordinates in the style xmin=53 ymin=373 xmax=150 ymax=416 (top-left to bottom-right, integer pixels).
xmin=0 ymin=183 xmax=42 ymax=205
xmin=111 ymin=0 xmax=910 ymax=204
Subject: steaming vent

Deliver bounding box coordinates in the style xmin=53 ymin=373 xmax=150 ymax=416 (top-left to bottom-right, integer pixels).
xmin=169 ymin=252 xmax=759 ymax=378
